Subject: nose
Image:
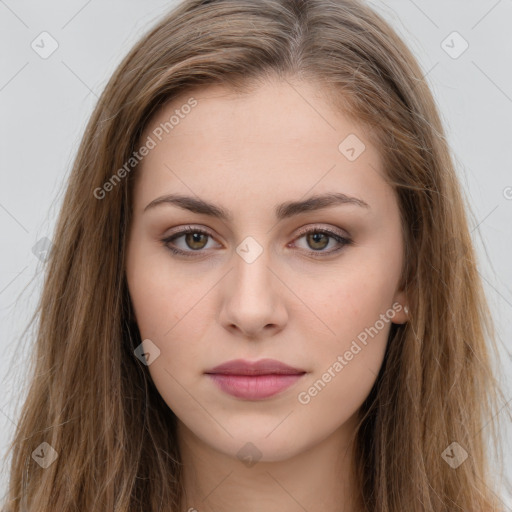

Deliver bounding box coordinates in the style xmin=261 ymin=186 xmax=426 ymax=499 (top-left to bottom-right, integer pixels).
xmin=218 ymin=245 xmax=288 ymax=340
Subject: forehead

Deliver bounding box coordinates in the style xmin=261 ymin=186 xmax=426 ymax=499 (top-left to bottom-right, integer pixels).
xmin=133 ymin=79 xmax=390 ymax=216
xmin=143 ymin=79 xmax=364 ymax=149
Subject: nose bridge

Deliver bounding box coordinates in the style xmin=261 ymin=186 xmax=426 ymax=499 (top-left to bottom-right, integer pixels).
xmin=219 ymin=234 xmax=287 ymax=336
xmin=232 ymin=234 xmax=275 ymax=299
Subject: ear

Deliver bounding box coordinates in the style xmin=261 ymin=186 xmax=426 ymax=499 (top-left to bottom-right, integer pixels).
xmin=391 ymin=289 xmax=409 ymax=324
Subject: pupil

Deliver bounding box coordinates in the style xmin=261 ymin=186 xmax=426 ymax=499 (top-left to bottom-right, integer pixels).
xmin=187 ymin=232 xmax=206 ymax=250
xmin=309 ymin=233 xmax=328 ymax=250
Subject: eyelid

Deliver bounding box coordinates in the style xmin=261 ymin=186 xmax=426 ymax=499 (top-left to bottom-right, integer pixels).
xmin=164 ymin=223 xmax=349 ymax=241
xmin=293 ymin=224 xmax=350 ymax=240
xmin=165 ymin=224 xmax=215 ymax=238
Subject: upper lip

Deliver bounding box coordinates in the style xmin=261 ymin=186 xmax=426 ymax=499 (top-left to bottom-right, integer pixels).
xmin=205 ymin=358 xmax=306 ymax=376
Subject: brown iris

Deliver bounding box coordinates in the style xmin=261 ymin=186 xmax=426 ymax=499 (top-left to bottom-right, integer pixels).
xmin=185 ymin=232 xmax=209 ymax=250
xmin=306 ymin=232 xmax=329 ymax=250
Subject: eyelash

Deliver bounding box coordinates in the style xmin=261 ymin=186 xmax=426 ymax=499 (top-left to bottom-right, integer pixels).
xmin=160 ymin=225 xmax=352 ymax=259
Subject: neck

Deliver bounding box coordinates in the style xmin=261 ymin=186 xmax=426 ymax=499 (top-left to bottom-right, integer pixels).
xmin=177 ymin=414 xmax=361 ymax=512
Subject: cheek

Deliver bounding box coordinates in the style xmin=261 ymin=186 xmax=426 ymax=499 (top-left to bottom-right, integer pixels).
xmin=297 ymin=257 xmax=398 ymax=339
xmin=126 ymin=238 xmax=200 ymax=338
xmin=293 ymin=274 xmax=394 ymax=433
xmin=293 ymin=256 xmax=398 ymax=396
xmin=126 ymin=241 xmax=212 ymax=378
xmin=126 ymin=252 xmax=209 ymax=415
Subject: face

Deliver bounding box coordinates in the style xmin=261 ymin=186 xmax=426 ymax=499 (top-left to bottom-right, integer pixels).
xmin=125 ymin=78 xmax=407 ymax=462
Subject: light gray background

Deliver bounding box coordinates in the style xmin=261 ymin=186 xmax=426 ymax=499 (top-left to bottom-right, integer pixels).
xmin=1 ymin=0 xmax=511 ymax=507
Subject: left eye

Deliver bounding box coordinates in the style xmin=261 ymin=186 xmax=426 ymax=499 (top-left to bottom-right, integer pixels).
xmin=292 ymin=229 xmax=351 ymax=255
xmin=161 ymin=227 xmax=352 ymax=257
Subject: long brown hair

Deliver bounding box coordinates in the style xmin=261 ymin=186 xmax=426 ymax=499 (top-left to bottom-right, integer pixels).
xmin=2 ymin=0 xmax=509 ymax=510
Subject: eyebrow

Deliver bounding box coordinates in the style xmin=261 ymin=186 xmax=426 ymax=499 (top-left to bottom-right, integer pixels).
xmin=143 ymin=192 xmax=370 ymax=221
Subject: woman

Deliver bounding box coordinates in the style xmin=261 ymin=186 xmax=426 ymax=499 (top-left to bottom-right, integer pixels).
xmin=1 ymin=0 xmax=508 ymax=510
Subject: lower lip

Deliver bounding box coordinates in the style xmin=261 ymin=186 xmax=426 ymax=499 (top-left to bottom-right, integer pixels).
xmin=206 ymin=373 xmax=305 ymax=400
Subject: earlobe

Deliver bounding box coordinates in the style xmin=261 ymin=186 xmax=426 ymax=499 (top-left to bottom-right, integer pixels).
xmin=391 ymin=290 xmax=409 ymax=324
xmin=400 ymin=304 xmax=410 ymax=324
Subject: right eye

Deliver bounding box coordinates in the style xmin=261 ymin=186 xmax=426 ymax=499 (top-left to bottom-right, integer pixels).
xmin=161 ymin=226 xmax=221 ymax=256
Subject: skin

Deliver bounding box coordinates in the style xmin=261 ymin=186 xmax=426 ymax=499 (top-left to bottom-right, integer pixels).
xmin=125 ymin=77 xmax=408 ymax=512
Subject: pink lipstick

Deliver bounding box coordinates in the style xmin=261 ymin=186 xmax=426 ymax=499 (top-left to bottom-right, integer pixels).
xmin=205 ymin=358 xmax=306 ymax=400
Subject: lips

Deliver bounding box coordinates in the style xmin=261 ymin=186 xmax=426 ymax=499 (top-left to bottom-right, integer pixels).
xmin=205 ymin=358 xmax=306 ymax=376
xmin=205 ymin=358 xmax=306 ymax=400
